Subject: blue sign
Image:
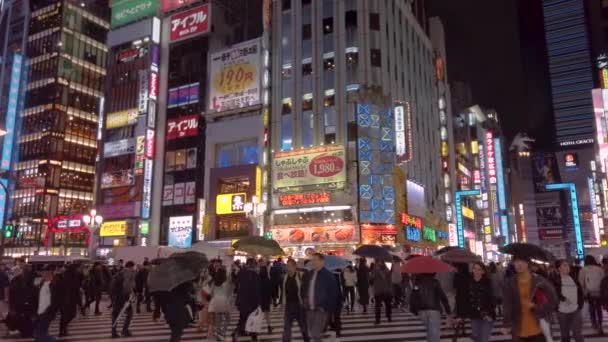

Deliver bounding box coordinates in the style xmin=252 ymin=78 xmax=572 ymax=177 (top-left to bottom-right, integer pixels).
xmin=405 ymin=226 xmax=420 ymax=242
xmin=437 ymin=231 xmax=449 ymax=240
xmin=0 ymin=179 xmax=7 ymax=232
xmin=544 ymin=183 xmax=584 ymax=260
xmin=1 ymin=54 xmax=22 ymax=171
xmin=455 ymin=190 xmax=481 ymax=248
xmin=494 ymin=138 xmax=509 ymax=243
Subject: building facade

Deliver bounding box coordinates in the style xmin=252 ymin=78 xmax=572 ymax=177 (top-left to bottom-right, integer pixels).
xmin=4 ymin=0 xmax=109 ymax=257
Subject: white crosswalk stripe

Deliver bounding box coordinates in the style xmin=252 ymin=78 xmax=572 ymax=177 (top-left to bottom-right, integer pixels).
xmin=3 ymin=303 xmax=608 ymax=341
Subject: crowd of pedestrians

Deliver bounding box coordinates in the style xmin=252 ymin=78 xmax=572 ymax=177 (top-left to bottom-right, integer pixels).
xmin=2 ymin=253 xmax=608 ymax=342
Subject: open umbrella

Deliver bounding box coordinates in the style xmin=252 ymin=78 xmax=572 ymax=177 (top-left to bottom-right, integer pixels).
xmin=353 ymin=245 xmax=393 ymax=261
xmin=438 ymin=248 xmax=481 ymax=264
xmin=304 ymin=255 xmax=349 ymax=271
xmin=148 ymin=251 xmax=208 ymax=293
xmin=400 ymin=256 xmax=454 ymax=274
xmin=499 ymin=243 xmax=556 ymax=262
xmin=434 ymin=246 xmax=461 ymax=256
xmin=233 ymin=236 xmax=285 ymax=256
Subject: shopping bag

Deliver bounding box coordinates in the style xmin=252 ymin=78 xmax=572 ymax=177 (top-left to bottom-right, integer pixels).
xmin=539 ymin=318 xmax=554 ymax=342
xmin=245 ymin=307 xmax=264 ymax=333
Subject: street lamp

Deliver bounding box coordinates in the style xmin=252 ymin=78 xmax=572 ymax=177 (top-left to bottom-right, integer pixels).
xmin=83 ymin=209 xmax=103 ymax=258
xmin=244 ymin=195 xmax=267 ymax=236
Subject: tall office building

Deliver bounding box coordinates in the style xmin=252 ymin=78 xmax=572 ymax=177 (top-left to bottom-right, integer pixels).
xmin=268 ymin=0 xmax=447 ymax=257
xmin=4 ymin=0 xmax=109 ymax=257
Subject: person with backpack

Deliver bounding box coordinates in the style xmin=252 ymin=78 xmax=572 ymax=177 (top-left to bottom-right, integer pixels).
xmin=110 ymin=261 xmax=135 ymax=338
xmin=579 ymin=255 xmax=605 ymax=335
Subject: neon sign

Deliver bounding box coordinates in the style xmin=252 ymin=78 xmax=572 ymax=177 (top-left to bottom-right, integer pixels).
xmin=401 ymin=213 xmax=422 ymax=229
xmin=455 ymin=190 xmax=481 ymax=248
xmin=423 ymin=227 xmax=436 ymax=242
xmin=405 ymin=226 xmax=420 ymax=242
xmin=545 ymin=183 xmax=584 ymax=260
xmin=485 ymin=131 xmax=496 ymax=184
xmin=494 ymin=137 xmax=509 ymax=243
xmin=43 ymin=214 xmax=90 ymax=247
xmin=279 ymin=192 xmax=330 ymax=206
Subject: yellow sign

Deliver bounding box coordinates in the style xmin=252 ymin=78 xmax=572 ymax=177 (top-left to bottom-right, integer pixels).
xmin=216 ymin=193 xmax=247 ymax=215
xmin=255 ymin=166 xmax=262 ymax=199
xmin=100 ymin=221 xmax=127 ymax=237
xmin=471 ymin=140 xmax=479 ymax=154
xmin=106 ymin=109 xmax=138 ymax=129
xmin=462 ymin=206 xmax=475 ymax=220
xmin=272 ymin=145 xmax=346 ymax=191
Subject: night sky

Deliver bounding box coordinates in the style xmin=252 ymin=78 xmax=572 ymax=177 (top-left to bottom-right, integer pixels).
xmin=428 ymin=0 xmax=554 ymax=149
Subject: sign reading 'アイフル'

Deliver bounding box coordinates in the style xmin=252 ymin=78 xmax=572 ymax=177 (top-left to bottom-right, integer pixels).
xmin=170 ymin=4 xmax=210 ymax=42
xmin=272 ymin=145 xmax=346 ymax=191
xmin=167 ymin=115 xmax=198 ymax=140
xmin=111 ymin=0 xmax=159 ymax=29
xmin=208 ymin=38 xmax=262 ymax=112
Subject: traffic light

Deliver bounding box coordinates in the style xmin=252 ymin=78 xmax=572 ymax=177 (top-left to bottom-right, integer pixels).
xmin=4 ymin=224 xmax=13 ymax=238
xmin=264 ymin=231 xmax=273 ymax=240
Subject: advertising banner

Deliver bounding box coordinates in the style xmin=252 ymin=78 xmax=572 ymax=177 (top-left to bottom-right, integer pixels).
xmin=106 ymin=109 xmax=138 ymax=129
xmin=138 ymin=70 xmax=149 ymax=114
xmin=536 ymin=206 xmax=564 ymax=227
xmin=208 ymin=38 xmax=262 ymax=112
xmin=173 ymin=182 xmax=185 ymax=205
xmin=278 ymin=192 xmax=330 ymax=206
xmin=104 ymin=138 xmax=135 ymax=158
xmin=272 ymin=145 xmax=346 ymax=190
xmin=168 ymin=83 xmax=200 ymax=108
xmin=361 ymin=224 xmax=397 ymax=245
xmin=169 ymin=4 xmax=210 ymax=42
xmin=167 ymin=115 xmax=199 ymax=140
xmin=97 ymin=202 xmax=140 ymax=220
xmin=162 ymin=184 xmax=174 ymax=206
xmin=1 ymin=54 xmax=22 ymax=172
xmin=216 ymin=193 xmax=246 ymax=215
xmin=100 ymin=221 xmax=128 ymax=237
xmin=101 ymin=169 xmax=134 ymax=189
xmin=538 ymin=228 xmax=564 ymax=240
xmin=270 ymin=223 xmax=357 ymax=246
xmin=168 ymin=215 xmax=193 ymax=248
xmin=145 ymin=129 xmax=155 ymax=158
xmin=531 ymin=153 xmax=560 ymax=192
xmin=149 ymin=71 xmax=158 ymax=100
xmin=141 ymin=159 xmax=153 ymax=219
xmin=185 ymin=181 xmax=196 ymax=204
xmin=111 ymin=0 xmax=158 ymax=29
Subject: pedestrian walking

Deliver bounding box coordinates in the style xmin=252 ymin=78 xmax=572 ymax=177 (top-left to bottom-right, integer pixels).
xmin=579 ymin=254 xmax=605 ymax=335
xmin=409 ymin=273 xmax=452 ymax=342
xmin=34 ymin=265 xmax=62 ymax=342
xmin=372 ymin=261 xmax=393 ymax=325
xmin=391 ymin=260 xmax=403 ymax=308
xmin=328 ymin=271 xmax=344 ymax=337
xmin=6 ymin=264 xmax=37 ymax=338
xmin=258 ymin=259 xmax=274 ymax=333
xmin=208 ymin=267 xmax=232 ymax=341
xmin=0 ymin=263 xmax=9 ymax=322
xmin=84 ymin=262 xmax=105 ymax=315
xmin=281 ymin=259 xmax=310 ymax=342
xmin=58 ymin=264 xmax=81 ymax=337
xmin=488 ymin=262 xmax=504 ymax=316
xmin=502 ymin=256 xmax=558 ymax=342
xmin=552 ymin=260 xmax=584 ymax=342
xmin=342 ymin=266 xmax=357 ymax=312
xmin=110 ymin=261 xmax=135 ymax=338
xmin=232 ymin=258 xmax=260 ymax=341
xmin=153 ymin=281 xmax=194 ymax=342
xmin=134 ymin=262 xmax=151 ymax=313
xmin=355 ymin=258 xmax=370 ymax=313
xmin=468 ymin=262 xmax=496 ymax=342
xmin=301 ymin=253 xmax=340 ymax=342
xmin=270 ymin=259 xmax=284 ymax=307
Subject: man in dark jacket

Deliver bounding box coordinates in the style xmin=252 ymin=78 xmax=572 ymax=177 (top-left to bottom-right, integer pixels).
xmin=110 ymin=261 xmax=135 ymax=338
xmin=232 ymin=258 xmax=261 ymax=341
xmin=134 ymin=262 xmax=151 ymax=313
xmin=409 ymin=273 xmax=451 ymax=342
xmin=152 ymin=281 xmax=193 ymax=342
xmin=34 ymin=265 xmax=63 ymax=342
xmin=270 ymin=259 xmax=285 ymax=306
xmin=502 ymin=256 xmax=558 ymax=342
xmin=84 ymin=262 xmax=105 ymax=315
xmin=301 ymin=253 xmax=339 ymax=342
xmin=58 ymin=264 xmax=82 ymax=337
xmin=281 ymin=259 xmax=309 ymax=342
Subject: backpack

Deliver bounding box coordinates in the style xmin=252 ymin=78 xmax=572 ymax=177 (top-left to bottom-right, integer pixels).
xmin=584 ymin=267 xmax=604 ymax=297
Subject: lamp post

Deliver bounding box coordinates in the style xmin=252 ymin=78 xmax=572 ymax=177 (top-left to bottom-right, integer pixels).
xmin=244 ymin=195 xmax=267 ymax=237
xmin=83 ymin=209 xmax=103 ymax=259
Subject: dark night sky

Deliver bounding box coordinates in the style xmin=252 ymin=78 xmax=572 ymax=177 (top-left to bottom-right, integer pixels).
xmin=428 ymin=0 xmax=554 ymax=149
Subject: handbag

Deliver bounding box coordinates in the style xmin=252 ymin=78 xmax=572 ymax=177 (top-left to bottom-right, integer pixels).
xmin=245 ymin=307 xmax=264 ymax=333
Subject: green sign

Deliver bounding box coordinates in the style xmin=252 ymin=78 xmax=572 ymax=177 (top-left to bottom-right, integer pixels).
xmin=111 ymin=0 xmax=158 ymax=29
xmin=139 ymin=221 xmax=149 ymax=235
xmin=422 ymin=226 xmax=436 ymax=242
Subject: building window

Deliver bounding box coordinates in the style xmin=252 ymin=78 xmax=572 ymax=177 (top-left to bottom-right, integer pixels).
xmin=302 ymin=24 xmax=312 ymax=40
xmin=281 ymin=114 xmax=293 ymax=151
xmin=282 ymin=13 xmax=292 ymax=63
xmin=216 ymin=139 xmax=259 ymax=168
xmin=323 ymin=18 xmax=333 ymax=35
xmin=282 ymin=0 xmax=291 ymax=11
xmin=302 ymin=96 xmax=314 ymax=147
xmin=369 ymin=13 xmax=380 ymax=31
xmin=371 ymin=49 xmax=382 ymax=67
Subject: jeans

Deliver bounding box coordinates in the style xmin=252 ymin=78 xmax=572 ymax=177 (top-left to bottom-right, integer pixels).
xmin=471 ymin=319 xmax=493 ymax=342
xmin=306 ymin=309 xmax=328 ymax=342
xmin=283 ymin=303 xmax=309 ymax=342
xmin=588 ymin=296 xmax=604 ymax=330
xmin=418 ymin=310 xmax=441 ymax=342
xmin=34 ymin=312 xmax=56 ymax=342
xmin=344 ymin=286 xmax=355 ymax=311
xmin=374 ymin=294 xmax=392 ymax=323
xmin=111 ymin=299 xmax=133 ymax=335
xmin=557 ymin=310 xmax=584 ymax=342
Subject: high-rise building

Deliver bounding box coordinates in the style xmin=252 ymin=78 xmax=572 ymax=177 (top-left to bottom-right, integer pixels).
xmin=3 ymin=0 xmax=109 ymax=257
xmin=268 ymin=0 xmax=447 ymax=257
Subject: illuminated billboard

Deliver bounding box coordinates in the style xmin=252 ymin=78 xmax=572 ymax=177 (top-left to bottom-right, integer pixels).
xmin=169 ymin=4 xmax=210 ymax=42
xmin=455 ymin=190 xmax=480 ymax=248
xmin=494 ymin=137 xmax=509 ymax=242
xmin=1 ymin=54 xmax=22 ymax=171
xmin=272 ymin=145 xmax=346 ymax=191
xmin=111 ymin=0 xmax=159 ymax=29
xmin=545 ymin=183 xmax=584 ymax=260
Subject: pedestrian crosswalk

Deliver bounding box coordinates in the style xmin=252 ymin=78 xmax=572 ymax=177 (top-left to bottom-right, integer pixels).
xmin=3 ymin=302 xmax=608 ymax=341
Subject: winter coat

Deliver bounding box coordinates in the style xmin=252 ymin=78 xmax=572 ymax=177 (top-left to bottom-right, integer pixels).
xmin=135 ymin=268 xmax=149 ymax=293
xmin=355 ymin=265 xmax=370 ymax=305
xmin=372 ymin=267 xmax=392 ymax=296
xmin=235 ymin=267 xmax=260 ymax=313
xmin=410 ymin=276 xmax=451 ymax=315
xmin=301 ymin=267 xmax=340 ymax=312
xmin=503 ymin=273 xmax=558 ymax=340
xmin=461 ymin=276 xmax=495 ymax=320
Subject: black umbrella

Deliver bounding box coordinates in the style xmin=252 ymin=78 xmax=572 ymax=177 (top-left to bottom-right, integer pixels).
xmin=148 ymin=251 xmax=208 ymax=293
xmin=232 ymin=236 xmax=285 ymax=256
xmin=434 ymin=246 xmax=462 ymax=256
xmin=499 ymin=243 xmax=556 ymax=262
xmin=439 ymin=249 xmax=481 ymax=263
xmin=353 ymin=245 xmax=393 ymax=261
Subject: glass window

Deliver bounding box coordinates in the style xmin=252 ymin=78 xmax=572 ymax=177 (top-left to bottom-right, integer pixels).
xmin=324 ymin=58 xmax=335 ymax=89
xmin=282 ymin=0 xmax=291 ymax=11
xmin=370 ymin=13 xmax=380 ymax=31
xmin=281 ymin=113 xmax=293 ymax=151
xmin=216 ymin=139 xmax=259 ymax=167
xmin=301 ymin=97 xmax=314 ymax=147
xmin=323 ymin=18 xmax=333 ymax=35
xmin=302 ymin=24 xmax=312 ymax=40
xmin=282 ymin=13 xmax=292 ymax=63
xmin=371 ymin=49 xmax=381 ymax=67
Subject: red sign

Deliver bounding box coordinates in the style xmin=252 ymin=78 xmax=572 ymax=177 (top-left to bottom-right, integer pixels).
xmin=170 ymin=4 xmax=210 ymax=42
xmin=270 ymin=223 xmax=358 ymax=246
xmin=43 ymin=214 xmax=90 ymax=247
xmin=149 ymin=72 xmax=158 ymax=100
xmin=279 ymin=193 xmax=330 ymax=206
xmin=145 ymin=129 xmax=155 ymax=158
xmin=485 ymin=130 xmax=496 ymax=184
xmin=161 ymin=0 xmax=198 ymax=13
xmin=362 ymin=224 xmax=397 ymax=245
xmin=309 ymin=155 xmax=344 ymax=178
xmin=167 ymin=115 xmax=199 ymax=140
xmin=473 ymin=169 xmax=481 ymax=184
xmin=539 ymin=228 xmax=564 ymax=240
xmin=401 ymin=213 xmax=422 ymax=229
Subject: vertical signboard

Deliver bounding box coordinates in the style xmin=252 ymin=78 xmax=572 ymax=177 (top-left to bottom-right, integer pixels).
xmin=494 ymin=137 xmax=509 ymax=243
xmin=145 ymin=129 xmax=155 ymax=158
xmin=141 ymin=159 xmax=153 ymax=219
xmin=138 ymin=69 xmax=149 ymax=114
xmin=394 ymin=102 xmax=412 ymax=164
xmin=169 ymin=4 xmax=211 ymax=42
xmin=1 ymin=54 xmax=22 ymax=171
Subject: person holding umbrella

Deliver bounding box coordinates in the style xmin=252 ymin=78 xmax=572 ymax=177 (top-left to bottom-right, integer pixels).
xmin=372 ymin=261 xmax=393 ymax=325
xmin=355 ymin=258 xmax=370 ymax=313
